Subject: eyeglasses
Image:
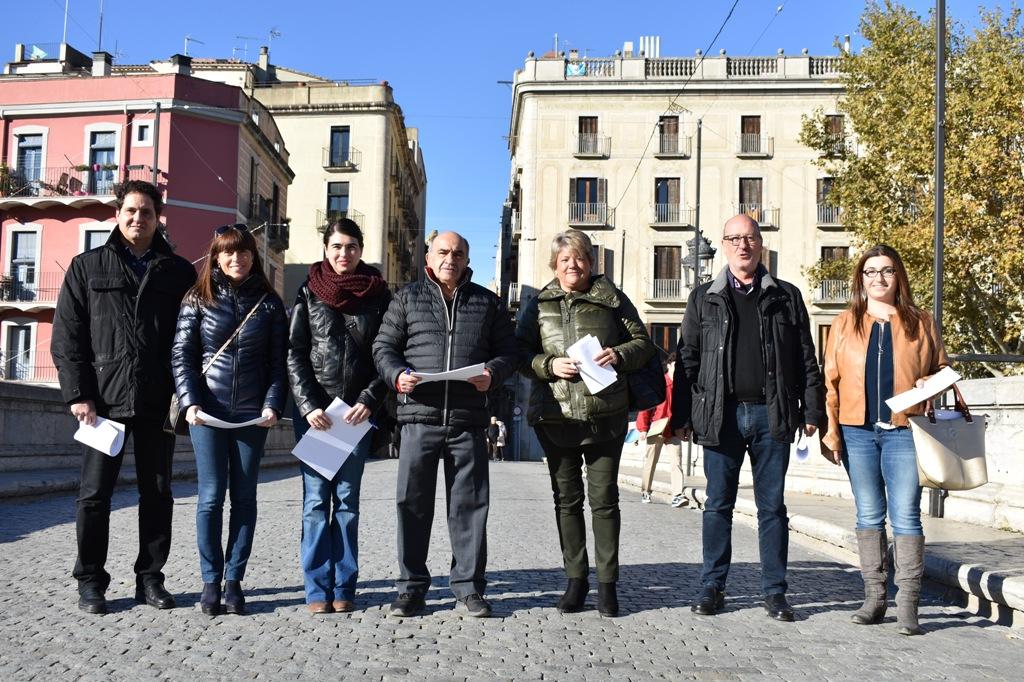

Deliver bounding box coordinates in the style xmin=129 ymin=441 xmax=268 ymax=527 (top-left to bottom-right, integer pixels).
xmin=214 ymin=223 xmax=250 ymax=236
xmin=862 ymin=267 xmax=897 ymax=279
xmin=722 ymin=234 xmax=761 ymax=247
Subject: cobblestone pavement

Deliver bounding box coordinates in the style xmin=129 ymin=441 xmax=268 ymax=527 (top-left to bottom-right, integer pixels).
xmin=1 ymin=460 xmax=1021 ymax=681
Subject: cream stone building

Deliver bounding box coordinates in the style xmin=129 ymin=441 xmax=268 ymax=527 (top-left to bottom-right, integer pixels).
xmin=183 ymin=48 xmax=427 ymax=301
xmin=498 ymin=42 xmax=852 ymax=460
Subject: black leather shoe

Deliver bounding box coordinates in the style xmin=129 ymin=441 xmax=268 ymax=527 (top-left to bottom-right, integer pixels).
xmin=223 ymin=580 xmax=246 ymax=615
xmin=135 ymin=583 xmax=176 ymax=609
xmin=200 ymin=582 xmax=221 ymax=616
xmin=764 ymin=593 xmax=795 ymax=622
xmin=597 ymin=582 xmax=620 ymax=617
xmin=691 ymin=585 xmax=725 ymax=615
xmin=389 ymin=592 xmax=426 ymax=618
xmin=556 ymin=578 xmax=589 ymax=614
xmin=78 ymin=586 xmax=107 ymax=615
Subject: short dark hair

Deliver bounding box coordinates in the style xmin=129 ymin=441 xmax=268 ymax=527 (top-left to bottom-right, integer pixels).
xmin=323 ymin=218 xmax=364 ymax=248
xmin=115 ymin=180 xmax=164 ymax=215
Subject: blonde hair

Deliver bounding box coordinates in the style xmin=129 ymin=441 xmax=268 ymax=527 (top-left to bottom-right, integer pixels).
xmin=548 ymin=229 xmax=594 ymax=270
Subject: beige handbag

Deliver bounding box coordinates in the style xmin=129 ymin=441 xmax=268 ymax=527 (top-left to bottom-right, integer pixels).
xmin=908 ymin=384 xmax=988 ymax=491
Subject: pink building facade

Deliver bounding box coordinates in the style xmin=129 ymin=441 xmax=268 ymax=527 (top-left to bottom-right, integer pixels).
xmin=0 ymin=45 xmax=293 ymax=384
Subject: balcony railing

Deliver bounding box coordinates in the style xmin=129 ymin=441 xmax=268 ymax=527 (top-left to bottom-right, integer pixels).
xmin=267 ymin=222 xmax=290 ymax=251
xmin=565 ymin=58 xmax=616 ymax=78
xmin=737 ymin=203 xmax=779 ymax=227
xmin=507 ymin=282 xmax=520 ymax=305
xmin=509 ymin=209 xmax=521 ymax=238
xmin=322 ymin=146 xmax=362 ymax=170
xmin=652 ymin=204 xmax=695 ymax=226
xmin=727 ymin=57 xmax=778 ymax=77
xmin=647 ymin=279 xmax=691 ymax=301
xmin=822 ymin=135 xmax=848 ymax=158
xmin=736 ymin=134 xmax=773 ymax=157
xmin=317 ymin=208 xmax=365 ymax=229
xmin=815 ymin=279 xmax=851 ymax=304
xmin=0 ymin=358 xmax=58 ymax=384
xmin=646 ymin=58 xmax=696 ymax=78
xmin=574 ymin=133 xmax=610 ymax=158
xmin=568 ymin=202 xmax=612 ymax=226
xmin=0 ymin=165 xmax=150 ymax=199
xmin=0 ymin=270 xmax=63 ymax=304
xmin=817 ymin=203 xmax=842 ymax=226
xmin=655 ymin=134 xmax=691 ymax=157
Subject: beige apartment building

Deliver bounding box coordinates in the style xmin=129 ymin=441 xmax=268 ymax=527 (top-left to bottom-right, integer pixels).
xmin=498 ymin=43 xmax=851 ymax=460
xmin=184 ymin=48 xmax=427 ymax=301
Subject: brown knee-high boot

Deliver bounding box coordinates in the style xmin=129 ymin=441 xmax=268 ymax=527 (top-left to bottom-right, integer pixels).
xmin=893 ymin=534 xmax=925 ymax=636
xmin=851 ymin=529 xmax=889 ymax=624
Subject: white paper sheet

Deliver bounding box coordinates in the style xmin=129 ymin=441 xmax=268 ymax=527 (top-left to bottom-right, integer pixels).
xmin=73 ymin=417 xmax=126 ymax=457
xmin=884 ymin=366 xmax=962 ymax=415
xmin=196 ymin=411 xmax=268 ymax=429
xmin=565 ymin=334 xmax=618 ymax=395
xmin=291 ymin=398 xmax=373 ymax=480
xmin=410 ymin=362 xmax=487 ymax=383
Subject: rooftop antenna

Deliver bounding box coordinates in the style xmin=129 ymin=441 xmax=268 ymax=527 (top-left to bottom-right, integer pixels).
xmin=97 ymin=0 xmax=104 ymax=51
xmin=235 ymin=35 xmax=259 ymax=61
xmin=268 ymin=27 xmax=282 ymax=51
xmin=62 ymin=0 xmax=70 ymax=44
xmin=554 ymin=32 xmax=558 ymax=54
xmin=184 ymin=34 xmax=204 ymax=56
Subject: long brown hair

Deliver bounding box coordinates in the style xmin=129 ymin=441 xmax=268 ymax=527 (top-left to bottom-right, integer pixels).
xmin=849 ymin=244 xmax=923 ymax=340
xmin=188 ymin=225 xmax=274 ymax=305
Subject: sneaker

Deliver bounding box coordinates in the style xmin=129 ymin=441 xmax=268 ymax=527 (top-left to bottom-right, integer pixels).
xmin=671 ymin=494 xmax=689 ymax=508
xmin=457 ymin=593 xmax=492 ymax=618
xmin=641 ymin=492 xmax=652 ymax=504
xmin=389 ymin=592 xmax=426 ymax=618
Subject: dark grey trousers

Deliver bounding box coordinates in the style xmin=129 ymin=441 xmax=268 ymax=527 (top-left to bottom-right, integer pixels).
xmin=395 ymin=423 xmax=490 ymax=598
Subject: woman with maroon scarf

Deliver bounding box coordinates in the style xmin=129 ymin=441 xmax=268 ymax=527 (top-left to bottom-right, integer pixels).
xmin=287 ymin=219 xmax=390 ymax=614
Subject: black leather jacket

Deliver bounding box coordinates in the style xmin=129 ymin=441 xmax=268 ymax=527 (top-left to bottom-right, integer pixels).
xmin=671 ymin=267 xmax=824 ymax=446
xmin=51 ymin=230 xmax=196 ymax=420
xmin=172 ymin=273 xmax=288 ymax=421
xmin=287 ymin=281 xmax=391 ymax=418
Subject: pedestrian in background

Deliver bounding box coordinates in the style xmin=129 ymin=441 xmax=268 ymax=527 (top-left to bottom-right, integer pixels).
xmin=517 ymin=229 xmax=656 ymax=617
xmin=636 ymin=357 xmax=688 ymax=508
xmin=288 ymin=219 xmax=390 ymax=615
xmin=486 ymin=416 xmax=507 ymax=462
xmin=373 ymin=231 xmax=519 ymax=619
xmin=821 ymin=244 xmax=949 ymax=636
xmin=672 ymin=214 xmax=823 ymax=622
xmin=52 ymin=180 xmax=196 ymax=614
xmin=172 ymin=224 xmax=287 ymax=616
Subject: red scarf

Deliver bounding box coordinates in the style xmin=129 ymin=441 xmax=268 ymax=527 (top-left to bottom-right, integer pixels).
xmin=307 ymin=260 xmax=386 ymax=312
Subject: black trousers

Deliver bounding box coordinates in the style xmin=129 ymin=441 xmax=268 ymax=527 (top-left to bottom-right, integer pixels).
xmin=73 ymin=417 xmax=175 ymax=592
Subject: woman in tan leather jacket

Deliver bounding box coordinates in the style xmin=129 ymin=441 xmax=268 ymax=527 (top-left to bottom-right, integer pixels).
xmin=821 ymin=244 xmax=948 ymax=636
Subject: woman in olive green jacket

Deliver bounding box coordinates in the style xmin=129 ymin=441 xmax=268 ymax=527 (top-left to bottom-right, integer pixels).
xmin=516 ymin=229 xmax=656 ymax=617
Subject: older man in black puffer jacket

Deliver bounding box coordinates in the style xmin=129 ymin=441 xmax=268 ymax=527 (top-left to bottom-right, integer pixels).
xmin=373 ymin=231 xmax=519 ymax=619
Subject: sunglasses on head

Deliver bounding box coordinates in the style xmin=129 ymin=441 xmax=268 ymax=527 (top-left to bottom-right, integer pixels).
xmin=213 ymin=223 xmax=250 ymax=236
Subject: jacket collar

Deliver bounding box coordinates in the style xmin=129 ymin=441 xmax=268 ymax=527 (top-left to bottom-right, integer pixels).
xmin=708 ymin=264 xmax=776 ymax=295
xmin=537 ymin=274 xmax=620 ymax=307
xmin=104 ymin=226 xmax=175 ymax=258
xmin=425 ymin=265 xmax=472 ymax=296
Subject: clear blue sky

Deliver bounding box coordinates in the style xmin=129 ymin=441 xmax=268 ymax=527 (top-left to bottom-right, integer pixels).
xmin=1 ymin=1 xmax=994 ymax=283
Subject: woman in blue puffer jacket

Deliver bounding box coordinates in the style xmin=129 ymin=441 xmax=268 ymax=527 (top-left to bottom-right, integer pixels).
xmin=172 ymin=224 xmax=287 ymax=616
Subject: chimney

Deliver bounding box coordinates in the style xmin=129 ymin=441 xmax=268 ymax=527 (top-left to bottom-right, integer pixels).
xmin=170 ymin=53 xmax=192 ymax=75
xmin=623 ymin=41 xmax=634 ymax=58
xmin=258 ymin=46 xmax=269 ymax=72
xmin=91 ymin=51 xmax=112 ymax=77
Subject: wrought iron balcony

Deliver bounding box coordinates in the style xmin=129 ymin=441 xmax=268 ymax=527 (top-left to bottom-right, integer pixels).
xmin=0 ymin=165 xmax=150 ymax=200
xmin=736 ymin=134 xmax=774 ymax=157
xmin=814 ymin=279 xmax=851 ymax=304
xmin=509 ymin=209 xmax=521 ymax=239
xmin=646 ymin=278 xmax=691 ymax=301
xmin=322 ymin=146 xmax=362 ymax=170
xmin=0 ymin=270 xmax=63 ymax=305
xmin=655 ymin=134 xmax=692 ymax=157
xmin=0 ymin=358 xmax=58 ymax=384
xmin=316 ymin=208 xmax=365 ymax=229
xmin=817 ymin=203 xmax=842 ymax=226
xmin=651 ymin=203 xmax=695 ymax=227
xmin=574 ymin=133 xmax=610 ymax=158
xmin=568 ymin=202 xmax=612 ymax=227
xmin=267 ymin=222 xmax=289 ymax=251
xmin=737 ymin=203 xmax=779 ymax=227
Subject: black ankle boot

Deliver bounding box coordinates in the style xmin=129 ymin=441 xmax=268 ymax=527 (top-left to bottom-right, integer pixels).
xmin=556 ymin=577 xmax=589 ymax=614
xmin=200 ymin=582 xmax=221 ymax=616
xmin=224 ymin=580 xmax=246 ymax=615
xmin=597 ymin=582 xmax=619 ymax=617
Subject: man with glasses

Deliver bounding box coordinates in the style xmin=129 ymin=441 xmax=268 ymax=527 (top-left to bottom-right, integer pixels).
xmin=671 ymin=214 xmax=823 ymax=621
xmin=52 ymin=180 xmax=196 ymax=614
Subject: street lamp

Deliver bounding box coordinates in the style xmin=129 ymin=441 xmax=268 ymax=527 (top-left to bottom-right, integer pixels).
xmin=682 ymin=234 xmax=716 ymax=287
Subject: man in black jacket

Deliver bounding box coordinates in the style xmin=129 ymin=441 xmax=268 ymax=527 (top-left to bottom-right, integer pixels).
xmin=52 ymin=180 xmax=196 ymax=614
xmin=671 ymin=214 xmax=823 ymax=622
xmin=373 ymin=231 xmax=519 ymax=618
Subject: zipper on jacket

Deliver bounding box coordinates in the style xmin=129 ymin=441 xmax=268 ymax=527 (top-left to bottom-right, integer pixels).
xmin=428 ymin=277 xmax=462 ymax=426
xmin=877 ymin=320 xmax=888 ymax=425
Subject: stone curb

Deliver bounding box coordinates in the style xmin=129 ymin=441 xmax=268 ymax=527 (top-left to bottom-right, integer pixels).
xmin=619 ymin=470 xmax=1024 ymax=627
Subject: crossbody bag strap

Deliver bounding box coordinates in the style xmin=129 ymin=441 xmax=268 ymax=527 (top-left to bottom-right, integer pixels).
xmin=200 ymin=292 xmax=269 ymax=376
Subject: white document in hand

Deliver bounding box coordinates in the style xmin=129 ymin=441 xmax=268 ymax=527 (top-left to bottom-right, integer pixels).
xmin=410 ymin=363 xmax=487 ymax=383
xmin=196 ymin=411 xmax=267 ymax=429
xmin=565 ymin=334 xmax=618 ymax=395
xmin=73 ymin=417 xmax=126 ymax=457
xmin=884 ymin=366 xmax=962 ymax=415
xmin=292 ymin=398 xmax=373 ymax=480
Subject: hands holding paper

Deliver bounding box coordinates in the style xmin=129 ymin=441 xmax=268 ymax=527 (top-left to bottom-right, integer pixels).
xmin=307 ymin=402 xmax=371 ymax=430
xmin=467 ymin=368 xmax=492 ymax=392
xmin=552 ymin=345 xmax=619 ymax=379
xmin=70 ymin=399 xmax=97 ymax=426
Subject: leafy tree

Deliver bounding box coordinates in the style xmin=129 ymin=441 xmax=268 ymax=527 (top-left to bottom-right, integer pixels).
xmin=800 ymin=0 xmax=1024 ymax=377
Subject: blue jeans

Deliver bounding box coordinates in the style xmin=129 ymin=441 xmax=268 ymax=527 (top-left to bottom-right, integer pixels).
xmin=294 ymin=415 xmax=370 ymax=603
xmin=701 ymin=402 xmax=791 ymax=595
xmin=841 ymin=425 xmax=923 ymax=536
xmin=190 ymin=423 xmax=268 ymax=583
